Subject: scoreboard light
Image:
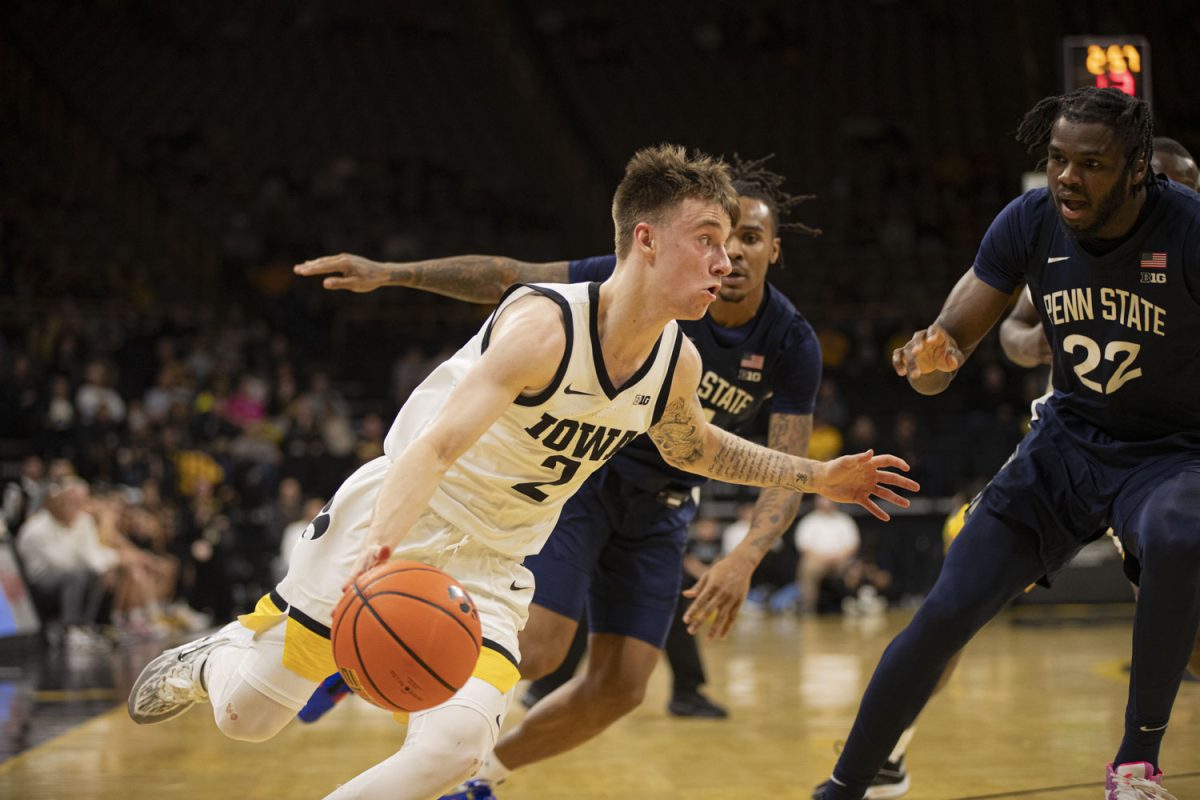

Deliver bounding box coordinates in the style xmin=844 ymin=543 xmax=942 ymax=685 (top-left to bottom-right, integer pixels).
xmin=1061 ymin=36 xmax=1151 ymax=107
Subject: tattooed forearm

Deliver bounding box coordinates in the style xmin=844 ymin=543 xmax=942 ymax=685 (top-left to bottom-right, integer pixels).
xmin=744 ymin=413 xmax=813 ymax=549
xmin=389 ymin=256 xmax=519 ymax=303
xmin=724 ymin=417 xmax=811 ymax=561
xmin=648 ymin=398 xmax=706 ymax=465
xmin=743 ymin=487 xmax=803 ymax=557
xmin=391 ymin=256 xmax=567 ymax=304
xmin=710 ymin=437 xmax=782 ymax=484
xmin=708 ymin=433 xmax=813 ymax=491
xmin=653 ymin=403 xmax=817 ymax=492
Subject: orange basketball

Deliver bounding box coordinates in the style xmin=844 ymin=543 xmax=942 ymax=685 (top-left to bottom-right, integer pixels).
xmin=331 ymin=560 xmax=482 ymax=713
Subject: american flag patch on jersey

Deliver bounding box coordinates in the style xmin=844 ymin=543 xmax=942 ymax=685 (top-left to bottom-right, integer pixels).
xmin=740 ymin=353 xmax=764 ymax=369
xmin=1140 ymin=252 xmax=1167 ymax=269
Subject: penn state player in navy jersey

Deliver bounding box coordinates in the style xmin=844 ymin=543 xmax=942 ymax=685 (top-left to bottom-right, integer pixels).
xmin=816 ymin=134 xmax=1200 ymax=800
xmin=297 ymin=157 xmax=830 ymax=794
xmin=816 ymin=88 xmax=1200 ymax=800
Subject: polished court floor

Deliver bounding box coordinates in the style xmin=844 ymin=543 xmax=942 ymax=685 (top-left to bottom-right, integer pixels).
xmin=1 ymin=606 xmax=1197 ymax=799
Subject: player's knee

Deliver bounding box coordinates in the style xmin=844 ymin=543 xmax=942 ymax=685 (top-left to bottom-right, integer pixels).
xmin=517 ymin=606 xmax=580 ymax=680
xmin=517 ymin=646 xmax=564 ymax=681
xmin=516 ymin=629 xmax=575 ymax=681
xmin=585 ymin=668 xmax=647 ymax=715
xmin=1139 ymin=522 xmax=1200 ymax=567
xmin=1137 ymin=477 xmax=1200 ymax=556
xmin=211 ymin=694 xmax=294 ymax=743
xmin=910 ymin=593 xmax=983 ymax=650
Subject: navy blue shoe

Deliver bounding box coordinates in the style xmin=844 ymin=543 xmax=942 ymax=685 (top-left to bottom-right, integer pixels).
xmin=438 ymin=779 xmax=496 ymax=799
xmin=297 ymin=673 xmax=352 ymax=723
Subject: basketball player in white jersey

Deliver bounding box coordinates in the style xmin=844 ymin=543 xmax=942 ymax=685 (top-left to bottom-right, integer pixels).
xmin=127 ymin=145 xmax=918 ymax=800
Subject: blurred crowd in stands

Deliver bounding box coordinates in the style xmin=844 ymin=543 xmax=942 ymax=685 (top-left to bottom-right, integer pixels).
xmin=0 ymin=297 xmax=394 ymax=648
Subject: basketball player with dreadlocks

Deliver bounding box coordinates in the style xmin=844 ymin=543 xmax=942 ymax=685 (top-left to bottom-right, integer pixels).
xmin=815 ymin=87 xmax=1200 ymax=800
xmin=297 ymin=155 xmax=827 ymax=797
xmin=814 ymin=137 xmax=1200 ymax=800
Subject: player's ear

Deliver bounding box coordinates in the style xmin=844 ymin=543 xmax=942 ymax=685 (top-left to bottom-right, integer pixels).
xmin=634 ymin=222 xmax=655 ymax=259
xmin=1131 ymin=155 xmax=1149 ymax=186
xmin=769 ymin=237 xmax=782 ymax=266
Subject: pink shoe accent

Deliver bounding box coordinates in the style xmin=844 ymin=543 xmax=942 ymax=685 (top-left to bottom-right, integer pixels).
xmin=1105 ymin=762 xmax=1172 ymax=799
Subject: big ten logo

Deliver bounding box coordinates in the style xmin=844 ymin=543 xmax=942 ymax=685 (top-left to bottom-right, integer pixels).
xmin=1140 ymin=271 xmax=1166 ymax=284
xmin=634 ymin=394 xmax=651 ymax=406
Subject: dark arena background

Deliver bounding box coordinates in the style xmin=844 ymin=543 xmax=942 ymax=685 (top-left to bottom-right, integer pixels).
xmin=0 ymin=2 xmax=1197 ymax=799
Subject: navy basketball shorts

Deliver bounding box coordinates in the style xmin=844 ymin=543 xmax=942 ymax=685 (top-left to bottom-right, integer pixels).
xmin=524 ymin=463 xmax=696 ymax=648
xmin=977 ymin=400 xmax=1200 ymax=583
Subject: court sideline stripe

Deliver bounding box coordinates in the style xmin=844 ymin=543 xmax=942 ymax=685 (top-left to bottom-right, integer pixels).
xmin=0 ymin=703 xmax=125 ymax=774
xmin=949 ymin=771 xmax=1200 ymax=799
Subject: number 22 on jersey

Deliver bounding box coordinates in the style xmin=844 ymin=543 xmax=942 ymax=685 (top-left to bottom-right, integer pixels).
xmin=1062 ymin=334 xmax=1142 ymax=394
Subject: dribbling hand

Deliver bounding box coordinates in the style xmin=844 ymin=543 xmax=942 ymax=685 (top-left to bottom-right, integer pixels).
xmin=344 ymin=543 xmax=392 ymax=592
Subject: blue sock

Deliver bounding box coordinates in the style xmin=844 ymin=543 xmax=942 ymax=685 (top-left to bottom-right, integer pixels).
xmin=298 ymin=673 xmax=351 ymax=723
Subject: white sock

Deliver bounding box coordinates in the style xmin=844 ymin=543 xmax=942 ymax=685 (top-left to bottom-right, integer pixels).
xmin=888 ymin=725 xmax=916 ymax=763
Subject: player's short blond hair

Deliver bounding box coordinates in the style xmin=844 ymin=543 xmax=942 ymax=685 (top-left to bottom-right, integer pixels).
xmin=612 ymin=144 xmax=739 ymax=259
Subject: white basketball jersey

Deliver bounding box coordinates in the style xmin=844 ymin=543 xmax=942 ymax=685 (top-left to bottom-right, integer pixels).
xmin=384 ymin=282 xmax=683 ymax=559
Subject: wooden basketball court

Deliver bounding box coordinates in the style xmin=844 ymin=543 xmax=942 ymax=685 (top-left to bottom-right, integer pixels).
xmin=2 ymin=608 xmax=1197 ymax=799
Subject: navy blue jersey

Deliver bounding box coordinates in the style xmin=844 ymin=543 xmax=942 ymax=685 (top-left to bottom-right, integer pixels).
xmin=973 ymin=181 xmax=1200 ymax=442
xmin=569 ymin=255 xmax=822 ymax=487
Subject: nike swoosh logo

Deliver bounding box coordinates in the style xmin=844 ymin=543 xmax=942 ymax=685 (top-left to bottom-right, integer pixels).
xmin=563 ymin=384 xmax=595 ymax=396
xmin=1139 ymin=723 xmax=1169 ymax=732
xmin=1047 ymin=256 xmax=1070 ymax=263
xmin=509 ymin=581 xmax=532 ymax=591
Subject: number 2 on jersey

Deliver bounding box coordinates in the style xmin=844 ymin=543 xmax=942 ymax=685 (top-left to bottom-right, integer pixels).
xmin=512 ymin=455 xmax=581 ymax=502
xmin=1062 ymin=334 xmax=1142 ymax=394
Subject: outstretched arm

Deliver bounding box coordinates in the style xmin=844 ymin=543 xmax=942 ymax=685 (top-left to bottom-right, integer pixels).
xmin=998 ymin=288 xmax=1053 ymax=368
xmin=648 ymin=341 xmax=918 ymax=520
xmin=892 ymin=268 xmax=1021 ymax=395
xmin=294 ymin=253 xmax=570 ymax=304
xmin=351 ymin=295 xmax=565 ymax=578
xmin=681 ymin=411 xmax=811 ymax=639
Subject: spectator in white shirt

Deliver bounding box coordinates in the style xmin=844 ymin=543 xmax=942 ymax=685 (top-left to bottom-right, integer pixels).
xmin=75 ymin=361 xmax=126 ymax=425
xmin=794 ymin=496 xmax=860 ymax=614
xmin=16 ymin=477 xmax=118 ymax=647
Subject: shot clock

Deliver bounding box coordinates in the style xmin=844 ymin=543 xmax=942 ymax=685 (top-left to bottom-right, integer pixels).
xmin=1061 ymin=35 xmax=1151 ymax=107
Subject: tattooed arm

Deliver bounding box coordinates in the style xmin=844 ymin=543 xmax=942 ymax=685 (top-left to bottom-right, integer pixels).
xmin=727 ymin=413 xmax=811 ymax=560
xmin=294 ymin=253 xmax=570 ymax=304
xmin=681 ymin=412 xmax=812 ymax=640
xmin=649 ymin=341 xmax=918 ymax=517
